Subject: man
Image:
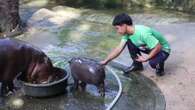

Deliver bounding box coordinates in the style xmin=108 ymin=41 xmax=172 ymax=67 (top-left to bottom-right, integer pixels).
xmin=100 ymin=13 xmax=170 ymax=76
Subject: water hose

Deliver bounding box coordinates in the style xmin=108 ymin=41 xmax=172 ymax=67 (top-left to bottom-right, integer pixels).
xmin=106 ymin=66 xmax=123 ymax=110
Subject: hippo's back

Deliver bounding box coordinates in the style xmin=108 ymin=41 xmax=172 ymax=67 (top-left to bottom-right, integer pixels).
xmin=70 ymin=57 xmax=105 ymax=84
xmin=0 ymin=38 xmax=45 ymax=81
xmin=0 ymin=38 xmax=42 ymax=51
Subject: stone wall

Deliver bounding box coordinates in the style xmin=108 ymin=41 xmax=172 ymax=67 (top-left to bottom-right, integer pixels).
xmin=0 ymin=0 xmax=22 ymax=37
xmin=119 ymin=0 xmax=195 ymax=13
xmin=60 ymin=0 xmax=195 ymax=13
xmin=157 ymin=0 xmax=195 ymax=13
xmin=147 ymin=0 xmax=195 ymax=13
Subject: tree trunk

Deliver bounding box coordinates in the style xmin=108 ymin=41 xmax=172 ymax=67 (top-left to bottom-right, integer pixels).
xmin=0 ymin=0 xmax=22 ymax=37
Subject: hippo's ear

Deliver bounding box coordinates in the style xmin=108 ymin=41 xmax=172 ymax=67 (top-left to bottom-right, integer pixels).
xmin=27 ymin=63 xmax=36 ymax=82
xmin=30 ymin=63 xmax=39 ymax=82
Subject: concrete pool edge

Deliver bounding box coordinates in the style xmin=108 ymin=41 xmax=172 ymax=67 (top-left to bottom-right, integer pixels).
xmin=109 ymin=61 xmax=166 ymax=110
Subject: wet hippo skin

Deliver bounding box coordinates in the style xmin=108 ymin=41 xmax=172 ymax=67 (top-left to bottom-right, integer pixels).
xmin=0 ymin=38 xmax=54 ymax=96
xmin=69 ymin=57 xmax=105 ymax=96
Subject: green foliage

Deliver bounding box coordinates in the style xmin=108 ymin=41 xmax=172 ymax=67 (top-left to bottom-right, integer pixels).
xmin=59 ymin=0 xmax=123 ymax=9
xmin=56 ymin=0 xmax=195 ymax=13
xmin=104 ymin=0 xmax=122 ymax=8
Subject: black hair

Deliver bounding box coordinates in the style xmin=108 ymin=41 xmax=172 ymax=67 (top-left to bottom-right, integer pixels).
xmin=112 ymin=13 xmax=133 ymax=26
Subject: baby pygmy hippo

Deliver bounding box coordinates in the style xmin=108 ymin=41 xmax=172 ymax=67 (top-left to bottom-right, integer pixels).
xmin=69 ymin=57 xmax=105 ymax=96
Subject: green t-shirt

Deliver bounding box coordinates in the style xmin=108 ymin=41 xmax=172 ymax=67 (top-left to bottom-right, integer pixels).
xmin=121 ymin=25 xmax=171 ymax=53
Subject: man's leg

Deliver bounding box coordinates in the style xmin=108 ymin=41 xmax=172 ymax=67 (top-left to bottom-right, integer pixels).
xmin=149 ymin=51 xmax=169 ymax=76
xmin=124 ymin=40 xmax=143 ymax=74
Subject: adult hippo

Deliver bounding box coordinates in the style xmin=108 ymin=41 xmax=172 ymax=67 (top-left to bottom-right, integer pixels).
xmin=0 ymin=38 xmax=54 ymax=96
xmin=69 ymin=57 xmax=105 ymax=96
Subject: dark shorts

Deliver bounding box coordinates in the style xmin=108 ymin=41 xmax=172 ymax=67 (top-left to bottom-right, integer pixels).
xmin=126 ymin=39 xmax=170 ymax=68
xmin=148 ymin=51 xmax=169 ymax=68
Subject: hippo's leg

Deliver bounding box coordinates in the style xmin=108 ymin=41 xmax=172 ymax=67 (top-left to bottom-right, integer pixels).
xmin=7 ymin=81 xmax=15 ymax=92
xmin=1 ymin=82 xmax=8 ymax=96
xmin=0 ymin=97 xmax=5 ymax=108
xmin=0 ymin=84 xmax=5 ymax=107
xmin=80 ymin=82 xmax=87 ymax=91
xmin=1 ymin=81 xmax=15 ymax=96
xmin=73 ymin=77 xmax=79 ymax=90
xmin=98 ymin=82 xmax=105 ymax=97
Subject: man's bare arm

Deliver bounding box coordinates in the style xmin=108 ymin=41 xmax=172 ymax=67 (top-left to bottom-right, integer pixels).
xmin=136 ymin=43 xmax=162 ymax=62
xmin=101 ymin=40 xmax=126 ymax=65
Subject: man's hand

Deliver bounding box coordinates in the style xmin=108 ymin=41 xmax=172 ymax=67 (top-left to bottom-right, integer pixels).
xmin=135 ymin=54 xmax=148 ymax=62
